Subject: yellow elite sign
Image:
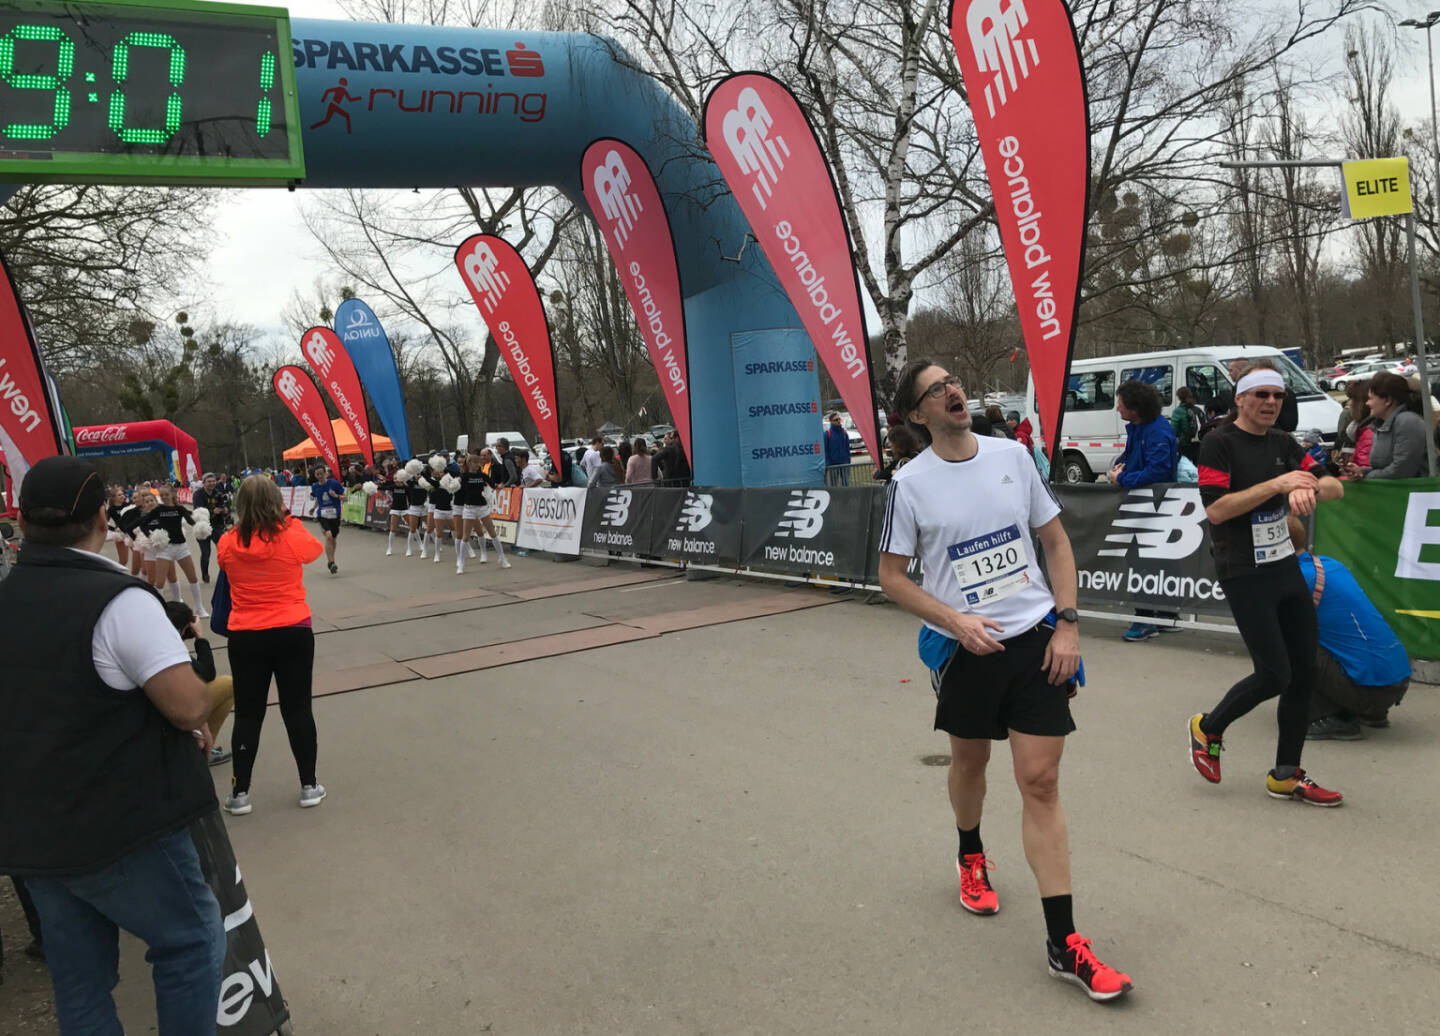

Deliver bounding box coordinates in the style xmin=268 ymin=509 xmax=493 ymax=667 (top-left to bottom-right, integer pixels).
xmin=1341 ymin=157 xmax=1412 ymax=219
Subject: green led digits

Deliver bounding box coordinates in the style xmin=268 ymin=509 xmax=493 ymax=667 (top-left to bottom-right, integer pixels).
xmin=256 ymin=50 xmax=274 ymax=136
xmin=108 ymin=31 xmax=185 ymax=144
xmin=0 ymin=24 xmax=74 ymax=139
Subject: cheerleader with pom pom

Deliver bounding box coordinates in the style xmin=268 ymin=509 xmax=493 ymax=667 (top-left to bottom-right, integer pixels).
xmin=368 ymin=463 xmax=404 ymax=555
xmin=402 ymin=459 xmax=427 ymax=556
xmin=105 ymin=484 xmax=134 ymax=569
xmin=457 ymin=449 xmax=509 ymax=572
xmin=121 ymin=486 xmax=159 ymax=582
xmin=426 ymin=455 xmax=458 ymax=563
xmin=148 ymin=484 xmax=207 ymax=616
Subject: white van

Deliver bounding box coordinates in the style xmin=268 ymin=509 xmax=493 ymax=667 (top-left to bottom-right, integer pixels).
xmin=1025 ymin=346 xmax=1343 ymax=483
xmin=484 ymin=431 xmax=530 ymax=454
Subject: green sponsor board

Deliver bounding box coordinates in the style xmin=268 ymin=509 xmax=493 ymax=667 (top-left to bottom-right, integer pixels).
xmin=342 ymin=488 xmax=368 ymax=525
xmin=1314 ymin=478 xmax=1440 ymax=658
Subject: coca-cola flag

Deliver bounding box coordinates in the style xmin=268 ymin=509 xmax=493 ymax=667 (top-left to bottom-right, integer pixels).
xmin=453 ymin=235 xmax=562 ymax=463
xmin=702 ymin=73 xmax=881 ymax=466
xmin=0 ymin=247 xmax=68 ymax=503
xmin=301 ymin=326 xmax=373 ymax=467
xmin=273 ymin=366 xmax=341 ymax=476
xmin=949 ymin=0 xmax=1089 ymax=461
xmin=581 ymin=139 xmax=693 ymax=463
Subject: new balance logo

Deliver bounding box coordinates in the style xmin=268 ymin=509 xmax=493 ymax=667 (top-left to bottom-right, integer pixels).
xmin=775 ymin=490 xmax=829 ymax=539
xmin=601 ymin=489 xmax=632 ymax=527
xmin=677 ymin=491 xmax=713 ymax=533
xmin=592 ymin=149 xmax=643 ymax=250
xmin=460 ymin=240 xmax=511 ymax=314
xmin=966 ymin=0 xmax=1040 ymax=117
xmin=722 ymin=85 xmax=790 ymax=210
xmin=1097 ymin=487 xmax=1205 ymax=560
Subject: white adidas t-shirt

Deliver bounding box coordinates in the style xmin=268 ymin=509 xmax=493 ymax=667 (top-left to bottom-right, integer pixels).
xmin=879 ymin=437 xmax=1062 ymax=640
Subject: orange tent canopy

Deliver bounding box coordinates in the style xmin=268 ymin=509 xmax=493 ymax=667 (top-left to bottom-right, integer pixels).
xmin=282 ymin=418 xmax=394 ymax=460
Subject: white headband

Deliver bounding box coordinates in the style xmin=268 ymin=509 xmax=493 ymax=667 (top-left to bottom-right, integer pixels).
xmin=1235 ymin=370 xmax=1285 ymax=396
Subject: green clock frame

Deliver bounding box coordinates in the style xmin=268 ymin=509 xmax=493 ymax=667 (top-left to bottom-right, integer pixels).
xmin=0 ymin=0 xmax=304 ymax=185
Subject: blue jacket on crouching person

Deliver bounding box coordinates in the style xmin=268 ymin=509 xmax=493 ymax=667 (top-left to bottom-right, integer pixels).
xmin=1116 ymin=414 xmax=1179 ymax=488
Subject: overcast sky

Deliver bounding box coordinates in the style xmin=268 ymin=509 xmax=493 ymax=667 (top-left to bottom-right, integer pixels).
xmin=202 ymin=1 xmax=1440 ymax=351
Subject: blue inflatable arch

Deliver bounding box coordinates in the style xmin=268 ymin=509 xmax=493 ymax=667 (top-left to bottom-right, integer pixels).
xmin=289 ymin=20 xmax=817 ymax=487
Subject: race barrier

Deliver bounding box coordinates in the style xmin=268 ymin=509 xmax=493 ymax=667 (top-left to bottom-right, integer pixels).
xmin=286 ymin=478 xmax=1440 ymax=658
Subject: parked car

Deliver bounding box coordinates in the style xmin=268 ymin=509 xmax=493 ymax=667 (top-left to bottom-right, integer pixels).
xmin=1329 ymin=359 xmax=1405 ymax=391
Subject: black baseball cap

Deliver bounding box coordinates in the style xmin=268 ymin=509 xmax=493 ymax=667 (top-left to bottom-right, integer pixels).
xmin=20 ymin=456 xmax=107 ymax=524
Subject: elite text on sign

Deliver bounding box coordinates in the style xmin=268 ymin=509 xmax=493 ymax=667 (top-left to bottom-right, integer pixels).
xmin=1341 ymin=158 xmax=1412 ymax=220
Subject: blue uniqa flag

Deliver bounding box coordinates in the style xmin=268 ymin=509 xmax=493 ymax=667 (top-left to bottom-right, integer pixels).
xmin=333 ymin=299 xmax=411 ymax=460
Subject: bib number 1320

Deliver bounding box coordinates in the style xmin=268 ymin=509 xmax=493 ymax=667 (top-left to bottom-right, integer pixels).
xmin=947 ymin=524 xmax=1030 ymax=607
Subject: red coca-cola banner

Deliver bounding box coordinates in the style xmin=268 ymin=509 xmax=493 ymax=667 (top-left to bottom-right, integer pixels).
xmin=0 ymin=248 xmax=67 ymax=504
xmin=581 ymin=139 xmax=693 ymax=463
xmin=702 ymin=73 xmax=881 ymax=466
xmin=301 ymin=326 xmax=373 ymax=467
xmin=453 ymin=235 xmax=562 ymax=463
xmin=273 ymin=366 xmax=341 ymax=477
xmin=948 ymin=0 xmax=1089 ymax=460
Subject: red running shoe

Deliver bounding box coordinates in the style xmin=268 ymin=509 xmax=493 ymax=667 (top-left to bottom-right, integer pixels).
xmin=1266 ymin=769 xmax=1344 ymax=807
xmin=1189 ymin=713 xmax=1222 ymax=783
xmin=1047 ymin=933 xmax=1134 ymax=1001
xmin=956 ymin=852 xmax=998 ymax=915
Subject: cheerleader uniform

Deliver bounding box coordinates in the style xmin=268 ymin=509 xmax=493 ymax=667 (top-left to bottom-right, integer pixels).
xmin=151 ymin=504 xmax=196 ymax=562
xmin=428 ymin=481 xmax=454 ymax=563
xmin=381 ymin=479 xmax=410 ymax=556
xmin=106 ymin=502 xmax=133 ymax=545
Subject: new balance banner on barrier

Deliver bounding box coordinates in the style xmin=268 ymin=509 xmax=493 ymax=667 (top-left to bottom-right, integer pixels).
xmin=650 ymin=488 xmax=745 ymax=566
xmin=0 ymin=246 xmax=68 ymax=500
xmin=703 ymin=74 xmax=883 ymax=466
xmin=334 ymin=298 xmax=410 ymax=462
xmin=583 ymin=486 xmax=657 ymax=553
xmin=273 ymin=367 xmax=341 ymax=478
xmin=581 ymin=140 xmax=694 ymax=465
xmin=516 ymin=487 xmax=586 ymax=553
xmin=1315 ymin=478 xmax=1440 ymax=658
xmin=302 ymin=326 xmax=374 ymax=468
xmin=188 ymin=811 xmax=289 ymax=1034
xmin=1050 ymin=483 xmax=1229 ymax=615
xmin=454 ymin=235 xmax=564 ymax=463
xmin=949 ymin=0 xmax=1089 ymax=460
xmin=741 ymin=486 xmax=874 ymax=582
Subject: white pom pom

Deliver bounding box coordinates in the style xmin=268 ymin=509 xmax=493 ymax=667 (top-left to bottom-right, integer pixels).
xmin=393 ymin=468 xmax=412 ymax=483
xmin=416 ymin=476 xmax=433 ymax=491
xmin=428 ymin=455 xmax=446 ymax=472
xmin=193 ymin=521 xmax=212 ymax=541
xmin=363 ymin=481 xmax=378 ymax=496
xmin=440 ymin=474 xmax=460 ymax=494
xmin=148 ymin=529 xmax=173 ymax=552
xmin=191 ymin=507 xmax=210 ymax=523
xmin=404 ymin=459 xmax=423 ymax=476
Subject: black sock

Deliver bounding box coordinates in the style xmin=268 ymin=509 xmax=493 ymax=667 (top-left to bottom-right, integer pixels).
xmin=958 ymin=825 xmax=983 ymax=858
xmin=1042 ymin=894 xmax=1075 ymax=948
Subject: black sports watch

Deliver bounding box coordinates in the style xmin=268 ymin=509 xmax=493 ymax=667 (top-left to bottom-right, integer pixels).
xmin=1055 ymin=608 xmax=1079 ymax=624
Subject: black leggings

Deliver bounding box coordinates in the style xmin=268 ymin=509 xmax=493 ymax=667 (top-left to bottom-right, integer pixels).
xmin=1201 ymin=565 xmax=1316 ymax=769
xmin=227 ymin=626 xmax=318 ymax=793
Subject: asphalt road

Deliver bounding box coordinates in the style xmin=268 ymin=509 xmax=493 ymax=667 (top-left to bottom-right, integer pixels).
xmin=3 ymin=533 xmax=1436 ymax=1034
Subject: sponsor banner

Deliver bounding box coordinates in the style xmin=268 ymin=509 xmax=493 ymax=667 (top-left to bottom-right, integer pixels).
xmin=741 ymin=486 xmax=874 ymax=582
xmin=582 ymin=486 xmax=657 ymax=554
xmin=333 ymin=298 xmax=411 ymax=461
xmin=516 ymin=487 xmax=585 ymax=553
xmin=732 ymin=328 xmax=823 ymax=487
xmin=1314 ymin=478 xmax=1440 ymax=658
xmin=949 ymin=0 xmax=1089 ymax=459
xmin=581 ymin=139 xmax=693 ymax=464
xmin=73 ymin=422 xmax=201 ymax=483
xmin=454 ymin=235 xmax=563 ymax=463
xmin=489 ymin=485 xmax=524 ymax=544
xmin=273 ymin=367 xmax=341 ymax=478
xmin=188 ymin=811 xmax=290 ymax=1035
xmin=0 ymin=248 xmax=67 ymax=500
xmin=649 ymin=487 xmax=745 ymax=566
xmin=1050 ymin=483 xmax=1229 ymax=615
xmin=342 ymin=487 xmax=367 ymax=524
xmin=366 ymin=489 xmax=393 ymax=528
xmin=703 ymin=74 xmax=882 ymax=466
xmin=302 ymin=326 xmax=374 ymax=467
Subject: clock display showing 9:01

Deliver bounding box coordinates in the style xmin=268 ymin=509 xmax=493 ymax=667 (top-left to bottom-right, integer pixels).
xmin=0 ymin=5 xmax=289 ymax=159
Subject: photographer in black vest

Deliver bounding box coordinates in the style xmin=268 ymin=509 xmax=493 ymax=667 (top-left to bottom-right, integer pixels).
xmin=0 ymin=456 xmax=225 ymax=1033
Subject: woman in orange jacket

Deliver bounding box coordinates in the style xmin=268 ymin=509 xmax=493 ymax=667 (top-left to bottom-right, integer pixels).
xmin=216 ymin=475 xmax=327 ymax=816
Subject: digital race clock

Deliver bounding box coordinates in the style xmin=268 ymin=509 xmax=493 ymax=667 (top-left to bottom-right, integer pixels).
xmin=0 ymin=0 xmax=304 ymax=184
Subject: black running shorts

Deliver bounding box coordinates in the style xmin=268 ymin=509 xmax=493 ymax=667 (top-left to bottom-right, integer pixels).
xmin=318 ymin=516 xmax=341 ymax=538
xmin=931 ymin=623 xmax=1076 ymax=740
